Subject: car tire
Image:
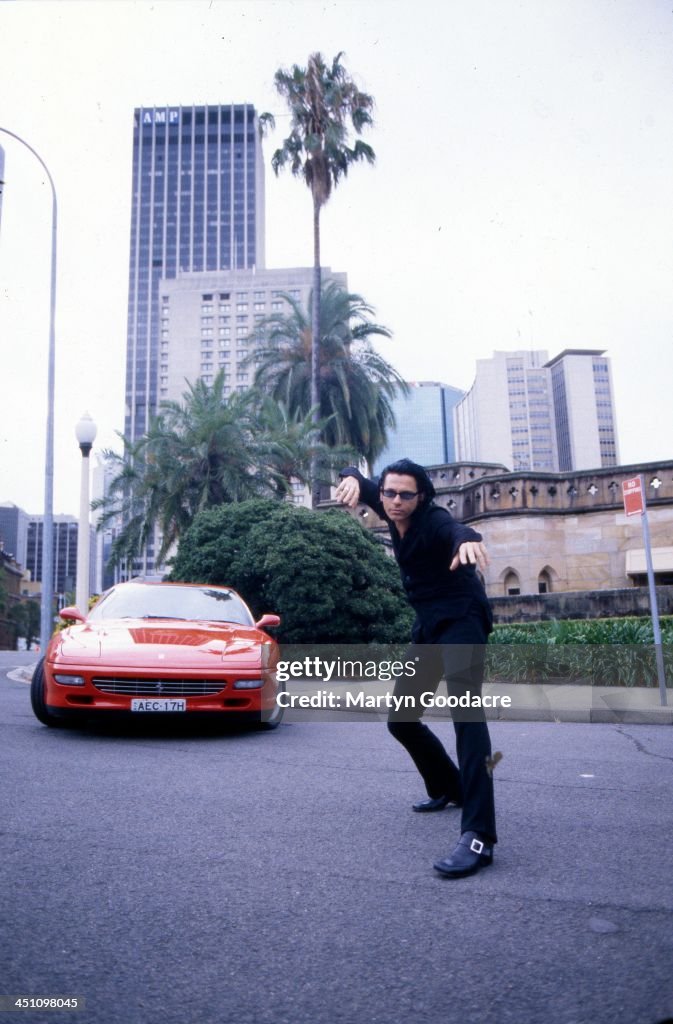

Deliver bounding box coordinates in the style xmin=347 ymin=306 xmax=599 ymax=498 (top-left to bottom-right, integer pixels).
xmin=30 ymin=657 xmax=68 ymax=728
xmin=258 ymin=682 xmax=285 ymax=730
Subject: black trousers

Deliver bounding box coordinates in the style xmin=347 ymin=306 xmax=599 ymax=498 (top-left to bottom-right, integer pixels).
xmin=387 ymin=604 xmax=497 ymax=844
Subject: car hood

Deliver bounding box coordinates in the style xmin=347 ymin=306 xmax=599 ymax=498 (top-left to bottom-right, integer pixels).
xmin=53 ymin=618 xmax=270 ymax=667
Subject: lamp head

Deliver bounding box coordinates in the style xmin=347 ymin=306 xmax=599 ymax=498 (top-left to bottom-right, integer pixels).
xmin=75 ymin=412 xmax=97 ymax=454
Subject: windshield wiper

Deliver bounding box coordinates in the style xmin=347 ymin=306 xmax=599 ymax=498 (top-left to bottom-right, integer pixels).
xmin=138 ymin=615 xmax=184 ymax=620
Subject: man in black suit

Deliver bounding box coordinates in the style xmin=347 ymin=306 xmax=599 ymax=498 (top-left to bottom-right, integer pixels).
xmin=335 ymin=458 xmax=496 ymax=878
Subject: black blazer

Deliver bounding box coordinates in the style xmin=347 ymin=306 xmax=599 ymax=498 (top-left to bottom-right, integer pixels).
xmin=340 ymin=466 xmax=491 ymax=631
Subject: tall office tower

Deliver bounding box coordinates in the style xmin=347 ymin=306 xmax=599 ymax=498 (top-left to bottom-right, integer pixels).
xmin=158 ymin=266 xmax=347 ymax=404
xmin=454 ymin=349 xmax=619 ymax=472
xmin=124 ymin=104 xmax=266 ymax=442
xmin=547 ymin=349 xmax=619 ymax=470
xmin=455 ymin=351 xmax=555 ymax=471
xmin=91 ymin=456 xmax=123 ymax=593
xmin=372 ymin=382 xmax=465 ymax=475
xmin=26 ymin=515 xmax=80 ymax=596
xmin=0 ymin=502 xmax=29 ymax=566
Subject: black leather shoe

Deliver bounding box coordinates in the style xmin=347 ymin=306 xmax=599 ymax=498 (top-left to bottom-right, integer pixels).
xmin=412 ymin=794 xmax=462 ymax=813
xmin=433 ymin=831 xmax=494 ymax=878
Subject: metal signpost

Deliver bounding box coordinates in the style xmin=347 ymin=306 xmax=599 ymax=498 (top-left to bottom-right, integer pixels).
xmin=622 ymin=475 xmax=667 ymax=705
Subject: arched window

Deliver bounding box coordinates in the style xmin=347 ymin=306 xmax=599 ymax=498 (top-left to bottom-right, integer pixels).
xmin=538 ymin=565 xmax=558 ymax=594
xmin=503 ymin=569 xmax=520 ymax=596
xmin=538 ymin=569 xmax=552 ymax=594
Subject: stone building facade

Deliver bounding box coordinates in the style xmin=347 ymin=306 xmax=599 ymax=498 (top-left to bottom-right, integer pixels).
xmin=339 ymin=460 xmax=673 ymax=607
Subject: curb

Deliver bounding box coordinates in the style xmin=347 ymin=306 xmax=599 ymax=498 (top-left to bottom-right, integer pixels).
xmin=284 ymin=680 xmax=673 ymax=726
xmin=367 ymin=704 xmax=673 ymax=726
xmin=7 ymin=666 xmax=35 ymax=684
xmin=482 ymin=706 xmax=673 ymax=725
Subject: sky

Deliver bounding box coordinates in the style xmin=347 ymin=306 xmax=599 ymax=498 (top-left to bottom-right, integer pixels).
xmin=1 ymin=0 xmax=672 ymax=517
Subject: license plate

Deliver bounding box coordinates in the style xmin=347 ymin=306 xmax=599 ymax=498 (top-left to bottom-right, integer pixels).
xmin=130 ymin=698 xmax=187 ymax=712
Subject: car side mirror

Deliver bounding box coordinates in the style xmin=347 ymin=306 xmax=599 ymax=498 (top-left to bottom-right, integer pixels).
xmin=255 ymin=613 xmax=280 ymax=629
xmin=59 ymin=606 xmax=86 ymax=623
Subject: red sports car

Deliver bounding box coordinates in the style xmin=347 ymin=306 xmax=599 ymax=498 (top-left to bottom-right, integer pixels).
xmin=30 ymin=581 xmax=283 ymax=729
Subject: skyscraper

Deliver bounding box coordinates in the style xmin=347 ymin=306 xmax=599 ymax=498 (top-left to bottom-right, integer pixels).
xmin=124 ymin=104 xmax=266 ymax=441
xmin=26 ymin=515 xmax=80 ymax=596
xmin=454 ymin=350 xmax=556 ymax=471
xmin=157 ymin=266 xmax=347 ymax=405
xmin=372 ymin=382 xmax=465 ymax=474
xmin=0 ymin=502 xmax=29 ymax=565
xmin=547 ymin=349 xmax=619 ymax=470
xmin=454 ymin=348 xmax=619 ymax=472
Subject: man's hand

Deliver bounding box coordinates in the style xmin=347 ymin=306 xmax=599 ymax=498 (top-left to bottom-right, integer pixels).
xmin=450 ymin=540 xmax=490 ymax=572
xmin=334 ymin=476 xmax=361 ymax=509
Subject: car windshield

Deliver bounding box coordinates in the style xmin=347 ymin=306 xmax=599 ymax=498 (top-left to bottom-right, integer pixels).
xmin=88 ymin=584 xmax=254 ymax=626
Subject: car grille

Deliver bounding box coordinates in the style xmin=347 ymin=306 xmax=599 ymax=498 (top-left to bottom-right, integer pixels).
xmin=91 ymin=676 xmax=226 ymax=697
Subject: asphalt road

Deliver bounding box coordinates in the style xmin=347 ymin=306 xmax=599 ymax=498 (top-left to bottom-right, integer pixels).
xmin=1 ymin=651 xmax=672 ymax=1024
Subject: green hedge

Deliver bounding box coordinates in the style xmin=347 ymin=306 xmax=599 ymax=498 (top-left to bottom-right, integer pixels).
xmin=169 ymin=499 xmax=414 ymax=644
xmin=486 ymin=617 xmax=673 ymax=687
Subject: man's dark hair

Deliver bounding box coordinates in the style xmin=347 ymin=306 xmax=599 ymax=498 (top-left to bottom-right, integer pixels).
xmin=379 ymin=459 xmax=436 ymax=501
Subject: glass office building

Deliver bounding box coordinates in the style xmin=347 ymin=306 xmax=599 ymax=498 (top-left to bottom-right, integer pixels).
xmin=26 ymin=516 xmax=78 ymax=596
xmin=373 ymin=382 xmax=465 ymax=475
xmin=124 ymin=104 xmax=265 ymax=441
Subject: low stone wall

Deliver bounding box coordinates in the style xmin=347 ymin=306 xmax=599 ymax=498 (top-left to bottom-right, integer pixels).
xmin=491 ymin=586 xmax=673 ymax=624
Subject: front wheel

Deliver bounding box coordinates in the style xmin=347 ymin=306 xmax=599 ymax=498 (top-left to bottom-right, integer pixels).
xmin=30 ymin=658 xmax=67 ymax=728
xmin=258 ymin=682 xmax=285 ymax=730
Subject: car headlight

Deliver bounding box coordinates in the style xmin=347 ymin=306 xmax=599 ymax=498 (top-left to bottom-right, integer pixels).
xmin=53 ymin=674 xmax=86 ymax=687
xmin=233 ymin=679 xmax=263 ymax=690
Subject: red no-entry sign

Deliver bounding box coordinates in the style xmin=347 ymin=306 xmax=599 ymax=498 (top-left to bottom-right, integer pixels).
xmin=622 ymin=476 xmax=645 ymax=517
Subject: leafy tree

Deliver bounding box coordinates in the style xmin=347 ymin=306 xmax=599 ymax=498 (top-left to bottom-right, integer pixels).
xmin=94 ymin=372 xmax=348 ymax=570
xmin=168 ymin=499 xmax=280 ymax=614
xmin=246 ymin=396 xmax=354 ymax=497
xmin=260 ymin=52 xmax=375 ymax=503
xmin=9 ymin=600 xmax=40 ymax=650
xmin=169 ymin=500 xmax=413 ymax=644
xmin=249 ymin=282 xmax=407 ymax=474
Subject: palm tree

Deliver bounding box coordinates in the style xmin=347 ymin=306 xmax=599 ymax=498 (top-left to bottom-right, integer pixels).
xmin=259 ymin=52 xmax=375 ymax=502
xmin=94 ymin=372 xmax=340 ymax=570
xmin=249 ymin=282 xmax=407 ymax=474
xmin=253 ymin=397 xmax=355 ymax=498
xmin=92 ymin=431 xmax=161 ymax=576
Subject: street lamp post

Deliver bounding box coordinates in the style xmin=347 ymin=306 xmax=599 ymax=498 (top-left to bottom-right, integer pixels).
xmin=75 ymin=413 xmax=97 ymax=615
xmin=0 ymin=126 xmax=57 ymax=652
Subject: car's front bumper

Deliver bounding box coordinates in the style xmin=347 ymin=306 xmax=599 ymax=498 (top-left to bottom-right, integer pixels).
xmin=44 ymin=662 xmax=279 ymax=717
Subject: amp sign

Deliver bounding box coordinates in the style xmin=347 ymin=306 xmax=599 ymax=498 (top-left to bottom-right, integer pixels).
xmin=622 ymin=476 xmax=645 ymax=517
xmin=136 ymin=109 xmax=180 ymax=126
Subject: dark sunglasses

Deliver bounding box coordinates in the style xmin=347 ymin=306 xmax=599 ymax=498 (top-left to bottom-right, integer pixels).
xmin=381 ymin=488 xmax=419 ymax=501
